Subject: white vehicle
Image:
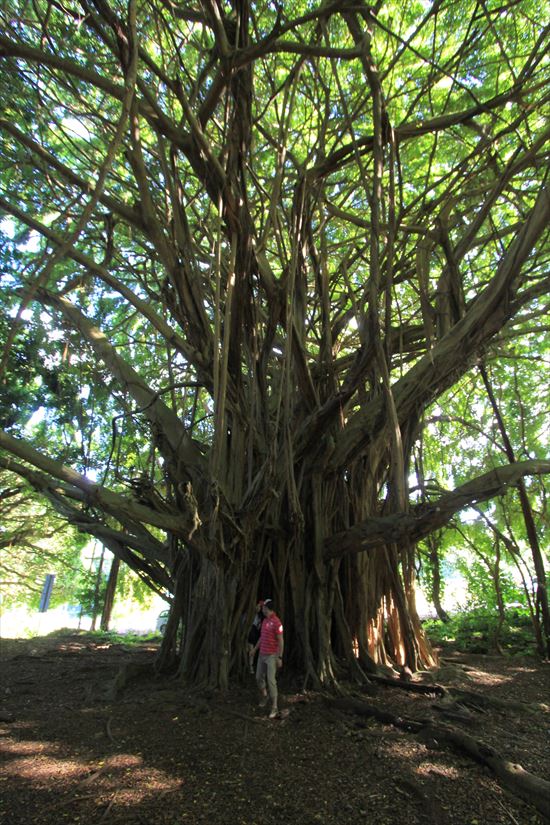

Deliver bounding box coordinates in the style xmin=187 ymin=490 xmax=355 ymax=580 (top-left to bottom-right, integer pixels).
xmin=156 ymin=609 xmax=169 ymax=634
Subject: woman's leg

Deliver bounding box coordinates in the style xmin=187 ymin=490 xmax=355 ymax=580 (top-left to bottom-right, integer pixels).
xmin=256 ymin=654 xmax=268 ymax=704
xmin=265 ymin=654 xmax=278 ymax=712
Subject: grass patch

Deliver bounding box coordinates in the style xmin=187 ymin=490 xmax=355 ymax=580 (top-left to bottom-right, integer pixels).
xmin=45 ymin=627 xmax=161 ymax=645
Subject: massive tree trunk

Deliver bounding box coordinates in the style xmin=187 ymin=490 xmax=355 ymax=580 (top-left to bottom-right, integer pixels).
xmin=0 ymin=0 xmax=548 ymax=686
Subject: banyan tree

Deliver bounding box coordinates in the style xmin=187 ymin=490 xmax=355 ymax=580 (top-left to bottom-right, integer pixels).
xmin=0 ymin=0 xmax=548 ymax=687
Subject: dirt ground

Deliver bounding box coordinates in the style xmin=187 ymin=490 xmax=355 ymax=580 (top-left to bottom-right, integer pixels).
xmin=0 ymin=633 xmax=548 ymax=825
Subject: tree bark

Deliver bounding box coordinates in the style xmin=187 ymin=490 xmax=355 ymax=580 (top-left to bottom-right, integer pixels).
xmin=90 ymin=545 xmax=105 ymax=632
xmin=100 ymin=555 xmax=120 ymax=632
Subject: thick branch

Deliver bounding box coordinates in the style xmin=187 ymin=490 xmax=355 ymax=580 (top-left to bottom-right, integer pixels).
xmin=324 ymin=460 xmax=550 ymax=559
xmin=0 ymin=454 xmax=167 ymax=561
xmin=0 ymin=120 xmax=143 ymax=230
xmin=0 ymin=431 xmax=198 ymax=539
xmin=310 ymin=82 xmax=534 ymax=179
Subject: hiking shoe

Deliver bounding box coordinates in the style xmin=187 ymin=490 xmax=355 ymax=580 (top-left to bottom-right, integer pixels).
xmin=258 ymin=696 xmax=268 ymax=708
xmin=269 ymin=708 xmax=279 ymax=719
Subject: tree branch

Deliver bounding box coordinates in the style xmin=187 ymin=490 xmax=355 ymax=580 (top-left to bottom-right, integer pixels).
xmin=324 ymin=459 xmax=550 ymax=559
xmin=0 ymin=431 xmax=199 ymax=539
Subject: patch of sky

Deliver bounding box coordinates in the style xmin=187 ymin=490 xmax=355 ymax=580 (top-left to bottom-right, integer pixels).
xmin=24 ymin=405 xmax=46 ymax=432
xmin=0 ymin=217 xmax=15 ymax=239
xmin=42 ymin=351 xmax=62 ymax=370
xmin=409 ymin=473 xmax=422 ymax=501
xmin=458 ymin=507 xmax=480 ymax=524
xmin=22 ymin=232 xmax=41 ymax=253
xmin=131 ymin=283 xmax=150 ymax=301
xmin=463 ymin=73 xmax=484 ymax=89
xmin=0 ymin=273 xmax=17 ymax=288
xmin=46 ymin=329 xmax=65 ymax=342
xmin=460 ymin=436 xmax=481 ymax=453
xmin=8 ymin=306 xmax=33 ymax=321
xmin=62 ymin=117 xmax=91 ymax=141
xmin=1 ymin=217 xmax=41 ymax=253
xmin=471 ymin=400 xmax=487 ymax=420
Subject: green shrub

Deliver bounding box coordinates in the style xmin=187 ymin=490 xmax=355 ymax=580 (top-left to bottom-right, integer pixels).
xmin=423 ymin=607 xmax=536 ymax=654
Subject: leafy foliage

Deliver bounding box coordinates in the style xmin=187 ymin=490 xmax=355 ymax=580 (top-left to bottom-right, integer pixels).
xmin=424 ymin=607 xmax=537 ymax=655
xmin=0 ymin=472 xmax=87 ymax=610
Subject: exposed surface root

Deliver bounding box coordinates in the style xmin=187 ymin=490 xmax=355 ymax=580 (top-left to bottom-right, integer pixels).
xmin=368 ymin=673 xmax=446 ymax=696
xmin=328 ymin=695 xmax=550 ymax=821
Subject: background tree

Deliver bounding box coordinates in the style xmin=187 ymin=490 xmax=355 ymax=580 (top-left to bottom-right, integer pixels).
xmin=100 ymin=554 xmax=120 ymax=631
xmin=0 ymin=0 xmax=548 ymax=686
xmin=417 ymin=350 xmax=549 ymax=653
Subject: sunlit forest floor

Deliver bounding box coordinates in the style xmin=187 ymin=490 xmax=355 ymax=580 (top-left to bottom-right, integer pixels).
xmin=0 ymin=633 xmax=548 ymax=825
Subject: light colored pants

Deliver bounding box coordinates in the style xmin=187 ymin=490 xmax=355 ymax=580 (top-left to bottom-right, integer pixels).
xmin=256 ymin=653 xmax=278 ymax=708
